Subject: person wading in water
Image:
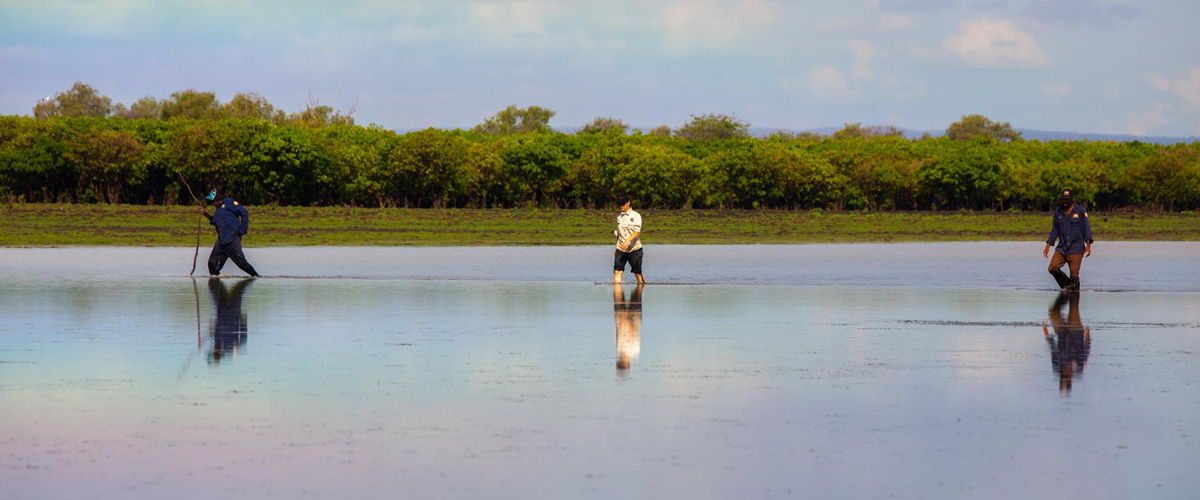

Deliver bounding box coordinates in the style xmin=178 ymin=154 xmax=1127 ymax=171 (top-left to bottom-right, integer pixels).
xmin=201 ymin=191 xmax=260 ymax=277
xmin=1043 ymin=189 xmax=1092 ymax=291
xmin=613 ymin=194 xmax=645 ymax=284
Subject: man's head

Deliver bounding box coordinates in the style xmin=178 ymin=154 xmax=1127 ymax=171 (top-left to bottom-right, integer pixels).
xmin=1059 ymin=189 xmax=1073 ymax=209
xmin=616 ymin=194 xmax=631 ymax=212
xmin=206 ymin=190 xmax=221 ymax=206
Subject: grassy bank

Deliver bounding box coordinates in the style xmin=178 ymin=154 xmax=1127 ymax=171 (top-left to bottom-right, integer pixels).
xmin=1 ymin=204 xmax=1196 ymax=247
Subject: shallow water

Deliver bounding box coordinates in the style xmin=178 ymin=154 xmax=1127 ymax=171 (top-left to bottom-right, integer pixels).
xmin=2 ymin=244 xmax=1199 ymax=499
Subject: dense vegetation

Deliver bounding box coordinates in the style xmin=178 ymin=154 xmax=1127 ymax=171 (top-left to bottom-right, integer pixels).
xmin=3 ymin=83 xmax=1198 ymax=211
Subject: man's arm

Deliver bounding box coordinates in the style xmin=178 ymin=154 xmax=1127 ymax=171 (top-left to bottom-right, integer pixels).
xmin=622 ymin=231 xmax=640 ymax=252
xmin=199 ymin=206 xmax=213 ymax=222
xmin=237 ymin=205 xmax=249 ymax=235
xmin=622 ymin=214 xmax=641 ymax=251
xmin=1083 ymin=209 xmax=1093 ymax=257
xmin=1044 ymin=215 xmax=1058 ymax=259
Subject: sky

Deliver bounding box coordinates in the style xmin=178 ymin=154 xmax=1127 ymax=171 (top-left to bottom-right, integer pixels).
xmin=1 ymin=0 xmax=1198 ymax=136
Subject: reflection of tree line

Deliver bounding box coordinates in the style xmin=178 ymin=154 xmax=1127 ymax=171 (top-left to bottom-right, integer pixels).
xmin=614 ymin=284 xmax=643 ymax=375
xmin=1044 ymin=293 xmax=1090 ymax=394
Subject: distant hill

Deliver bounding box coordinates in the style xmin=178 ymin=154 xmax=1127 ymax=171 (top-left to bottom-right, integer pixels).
xmin=744 ymin=126 xmax=1199 ymax=145
xmin=1012 ymin=129 xmax=1199 ymax=144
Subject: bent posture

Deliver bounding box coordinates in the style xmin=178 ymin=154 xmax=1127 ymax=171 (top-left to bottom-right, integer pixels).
xmin=1043 ymin=189 xmax=1092 ymax=291
xmin=613 ymin=194 xmax=645 ymax=284
xmin=201 ymin=194 xmax=260 ymax=277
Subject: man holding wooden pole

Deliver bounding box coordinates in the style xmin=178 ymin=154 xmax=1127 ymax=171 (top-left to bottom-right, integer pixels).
xmin=200 ymin=192 xmax=260 ymax=277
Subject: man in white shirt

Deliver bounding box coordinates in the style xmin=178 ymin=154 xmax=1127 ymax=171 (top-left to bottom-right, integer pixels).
xmin=613 ymin=194 xmax=645 ymax=284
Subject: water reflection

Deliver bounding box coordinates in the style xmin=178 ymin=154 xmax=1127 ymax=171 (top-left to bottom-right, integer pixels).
xmin=613 ymin=283 xmax=643 ymax=374
xmin=1043 ymin=292 xmax=1090 ymax=394
xmin=208 ymin=277 xmax=253 ymax=364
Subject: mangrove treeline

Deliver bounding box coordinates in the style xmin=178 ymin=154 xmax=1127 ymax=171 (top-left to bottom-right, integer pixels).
xmin=1 ymin=114 xmax=1198 ymax=211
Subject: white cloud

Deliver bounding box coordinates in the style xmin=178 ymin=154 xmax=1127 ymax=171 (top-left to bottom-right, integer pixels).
xmin=1039 ymin=83 xmax=1071 ymax=98
xmin=808 ymin=64 xmax=852 ymax=95
xmin=1150 ymin=66 xmax=1200 ymax=110
xmin=878 ymin=13 xmax=917 ymax=33
xmin=881 ymin=75 xmax=926 ymax=99
xmin=799 ymin=40 xmax=924 ymax=102
xmin=943 ymin=18 xmax=1051 ymax=69
xmin=1122 ymin=103 xmax=1169 ymax=135
xmin=848 ymin=40 xmax=882 ymax=79
xmin=817 ymin=12 xmax=916 ymax=36
xmin=468 ymin=1 xmax=563 ymax=40
xmin=660 ymin=0 xmax=778 ymax=53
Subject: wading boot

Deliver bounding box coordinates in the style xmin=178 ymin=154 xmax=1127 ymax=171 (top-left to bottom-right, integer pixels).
xmin=1050 ymin=268 xmax=1071 ymax=290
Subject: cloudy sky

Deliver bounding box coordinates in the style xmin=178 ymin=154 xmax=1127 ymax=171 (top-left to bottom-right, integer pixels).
xmin=1 ymin=0 xmax=1198 ymax=135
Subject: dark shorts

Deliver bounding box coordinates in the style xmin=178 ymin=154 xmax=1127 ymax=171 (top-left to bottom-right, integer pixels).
xmin=614 ymin=248 xmax=643 ymax=274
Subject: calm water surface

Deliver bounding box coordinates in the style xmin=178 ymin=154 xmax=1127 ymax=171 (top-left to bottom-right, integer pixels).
xmin=1 ymin=243 xmax=1198 ymax=499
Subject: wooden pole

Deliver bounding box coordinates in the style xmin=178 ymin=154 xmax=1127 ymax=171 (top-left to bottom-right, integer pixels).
xmin=176 ymin=172 xmax=205 ymax=276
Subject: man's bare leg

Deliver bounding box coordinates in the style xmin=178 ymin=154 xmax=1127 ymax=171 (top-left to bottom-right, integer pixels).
xmin=614 ymin=270 xmax=623 ymax=283
xmin=635 ymin=273 xmax=645 ymax=284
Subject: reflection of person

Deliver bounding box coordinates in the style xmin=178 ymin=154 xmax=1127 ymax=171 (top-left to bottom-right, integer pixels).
xmin=200 ymin=192 xmax=260 ymax=277
xmin=613 ymin=194 xmax=645 ymax=284
xmin=208 ymin=278 xmax=252 ymax=364
xmin=1043 ymin=292 xmax=1090 ymax=394
xmin=614 ymin=283 xmax=643 ymax=374
xmin=1042 ymin=189 xmax=1092 ymax=291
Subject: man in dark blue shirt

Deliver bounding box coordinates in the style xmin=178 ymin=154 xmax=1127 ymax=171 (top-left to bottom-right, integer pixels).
xmin=200 ymin=194 xmax=260 ymax=277
xmin=1042 ymin=189 xmax=1092 ymax=291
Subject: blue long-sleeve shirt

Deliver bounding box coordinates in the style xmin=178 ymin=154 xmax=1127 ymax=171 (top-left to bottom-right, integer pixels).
xmin=1047 ymin=203 xmax=1093 ymax=255
xmin=210 ymin=197 xmax=250 ymax=245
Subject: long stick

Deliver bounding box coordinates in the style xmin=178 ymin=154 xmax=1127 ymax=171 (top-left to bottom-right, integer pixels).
xmin=176 ymin=172 xmax=204 ymax=276
xmin=191 ymin=211 xmax=202 ymax=276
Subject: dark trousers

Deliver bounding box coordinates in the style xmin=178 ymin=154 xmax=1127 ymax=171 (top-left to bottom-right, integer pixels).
xmin=208 ymin=236 xmax=259 ymax=276
xmin=614 ymin=248 xmax=643 ymax=275
xmin=1048 ymin=251 xmax=1082 ymax=290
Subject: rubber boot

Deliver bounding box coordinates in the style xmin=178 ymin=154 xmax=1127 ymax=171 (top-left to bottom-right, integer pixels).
xmin=1049 ymin=268 xmax=1071 ymax=290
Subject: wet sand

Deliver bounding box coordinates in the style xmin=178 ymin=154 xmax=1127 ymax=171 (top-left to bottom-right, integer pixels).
xmin=2 ymin=244 xmax=1198 ymax=499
